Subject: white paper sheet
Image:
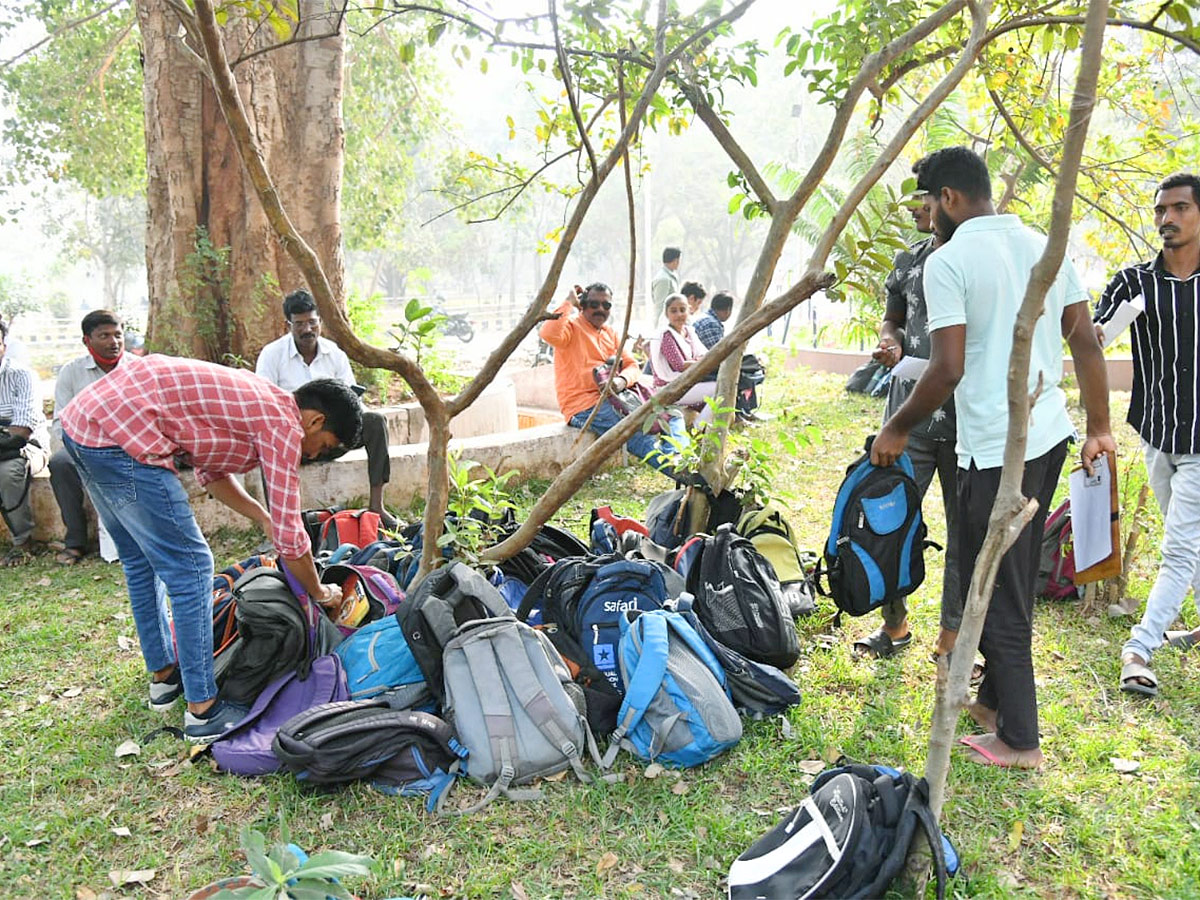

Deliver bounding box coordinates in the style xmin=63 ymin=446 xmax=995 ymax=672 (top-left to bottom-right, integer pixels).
xmin=1068 ymin=454 xmax=1113 ymax=571
xmin=890 ymin=354 xmax=929 ymax=381
xmin=1100 ymin=293 xmax=1145 ymax=349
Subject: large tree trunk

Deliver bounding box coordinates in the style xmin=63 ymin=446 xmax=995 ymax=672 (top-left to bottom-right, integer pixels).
xmin=137 ymin=0 xmax=344 ymax=363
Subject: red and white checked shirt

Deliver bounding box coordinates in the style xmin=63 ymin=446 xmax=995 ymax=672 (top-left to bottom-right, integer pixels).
xmin=61 ymin=354 xmax=311 ymax=558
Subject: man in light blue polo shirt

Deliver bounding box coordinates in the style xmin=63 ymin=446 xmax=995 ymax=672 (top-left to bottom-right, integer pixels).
xmin=872 ymin=147 xmax=1114 ymax=769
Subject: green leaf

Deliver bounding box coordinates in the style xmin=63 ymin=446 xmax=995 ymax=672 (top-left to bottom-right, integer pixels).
xmin=427 ymin=21 xmax=447 ymax=45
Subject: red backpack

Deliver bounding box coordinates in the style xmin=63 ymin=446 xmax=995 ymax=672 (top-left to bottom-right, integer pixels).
xmin=302 ymin=508 xmax=382 ymax=554
xmin=1037 ymin=501 xmax=1078 ymax=600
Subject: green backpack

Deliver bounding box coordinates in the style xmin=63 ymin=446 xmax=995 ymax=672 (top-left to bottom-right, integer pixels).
xmin=737 ymin=505 xmax=816 ymax=618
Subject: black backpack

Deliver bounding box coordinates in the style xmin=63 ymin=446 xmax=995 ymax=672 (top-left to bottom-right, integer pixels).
xmin=400 ymin=561 xmax=513 ymax=707
xmin=728 ymin=763 xmax=955 ymax=900
xmin=820 ymin=444 xmax=931 ymax=618
xmin=685 ymin=524 xmax=800 ymax=670
xmin=674 ymin=599 xmax=800 ymax=718
xmin=215 ymin=567 xmax=342 ymax=706
xmin=273 ymin=698 xmax=466 ymax=810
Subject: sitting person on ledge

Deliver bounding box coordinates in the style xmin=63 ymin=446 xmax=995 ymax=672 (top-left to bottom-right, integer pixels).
xmin=540 ymin=282 xmax=685 ymax=475
xmin=654 ymin=293 xmax=717 ymax=423
xmin=256 ymin=288 xmax=396 ymax=527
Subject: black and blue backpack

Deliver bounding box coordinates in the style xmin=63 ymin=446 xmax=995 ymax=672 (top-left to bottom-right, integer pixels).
xmin=820 ymin=442 xmax=931 ymax=618
xmin=728 ymin=762 xmax=958 ymax=899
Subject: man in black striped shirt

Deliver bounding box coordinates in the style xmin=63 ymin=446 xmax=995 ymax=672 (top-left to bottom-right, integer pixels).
xmin=1094 ymin=172 xmax=1200 ymax=698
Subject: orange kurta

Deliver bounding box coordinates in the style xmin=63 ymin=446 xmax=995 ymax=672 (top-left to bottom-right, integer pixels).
xmin=539 ymin=300 xmax=637 ymax=420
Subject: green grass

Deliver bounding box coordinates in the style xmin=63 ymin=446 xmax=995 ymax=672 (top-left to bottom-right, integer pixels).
xmin=1 ymin=367 xmax=1196 ymax=898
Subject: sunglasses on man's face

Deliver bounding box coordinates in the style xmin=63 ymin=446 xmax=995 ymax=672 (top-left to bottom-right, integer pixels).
xmin=584 ymin=300 xmax=612 ymax=311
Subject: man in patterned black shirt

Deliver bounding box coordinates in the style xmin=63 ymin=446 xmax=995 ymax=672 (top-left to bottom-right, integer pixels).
xmin=853 ymin=191 xmax=961 ymax=662
xmin=1095 ymin=172 xmax=1200 ymax=698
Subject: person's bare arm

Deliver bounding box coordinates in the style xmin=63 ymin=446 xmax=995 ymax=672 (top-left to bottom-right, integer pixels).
xmin=204 ymin=474 xmax=272 ymax=533
xmin=278 ymin=551 xmax=338 ymax=605
xmin=873 ymin=312 xmax=906 ymax=368
xmin=871 ymin=325 xmax=964 ymax=466
xmin=1063 ymin=301 xmax=1116 ymax=474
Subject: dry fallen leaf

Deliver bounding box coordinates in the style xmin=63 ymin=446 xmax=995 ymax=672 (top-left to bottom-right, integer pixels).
xmin=1008 ymin=820 xmax=1024 ymax=852
xmin=74 ymin=888 xmax=98 ymax=900
xmin=36 ymin=577 xmax=51 ymax=587
xmin=821 ymin=746 xmax=842 ymax=764
xmin=670 ymin=780 xmax=689 ymax=795
xmin=111 ymin=826 xmax=131 ymax=838
xmin=24 ymin=838 xmax=47 ymax=848
xmin=62 ymin=686 xmax=84 ymax=698
xmin=319 ymin=812 xmax=334 ymax=829
xmin=511 ymin=881 xmax=530 ymax=900
xmin=596 ymin=851 xmax=619 ymax=875
xmin=668 ymin=859 xmax=685 ymax=875
xmin=797 ymin=759 xmax=826 ymax=775
xmin=643 ymin=763 xmax=665 ymax=779
xmin=116 ymin=636 xmax=134 ymax=651
xmin=1111 ymin=757 xmax=1140 ymax=774
xmin=195 ymin=815 xmax=210 ymax=835
xmin=114 ymin=740 xmax=140 ymax=758
xmin=108 ymin=869 xmax=156 ymax=887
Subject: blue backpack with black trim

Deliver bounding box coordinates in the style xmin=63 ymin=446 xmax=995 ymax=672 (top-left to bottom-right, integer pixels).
xmin=820 ymin=444 xmax=930 ymax=618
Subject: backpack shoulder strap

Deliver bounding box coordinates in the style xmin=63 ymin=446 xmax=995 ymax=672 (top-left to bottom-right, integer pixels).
xmin=601 ymin=613 xmax=669 ymax=767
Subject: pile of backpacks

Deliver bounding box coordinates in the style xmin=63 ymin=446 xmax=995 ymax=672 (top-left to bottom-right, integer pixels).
xmin=198 ymin=492 xmax=813 ymax=814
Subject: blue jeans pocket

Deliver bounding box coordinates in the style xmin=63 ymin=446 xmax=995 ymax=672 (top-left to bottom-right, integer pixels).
xmin=81 ymin=446 xmax=138 ymax=509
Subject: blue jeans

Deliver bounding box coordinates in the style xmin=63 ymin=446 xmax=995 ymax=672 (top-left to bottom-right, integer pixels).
xmin=63 ymin=435 xmax=216 ymax=704
xmin=1124 ymin=444 xmax=1200 ymax=663
xmin=568 ymin=399 xmax=683 ymax=474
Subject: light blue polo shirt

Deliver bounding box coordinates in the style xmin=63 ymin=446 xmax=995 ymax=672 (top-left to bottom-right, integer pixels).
xmin=923 ymin=214 xmax=1086 ymax=469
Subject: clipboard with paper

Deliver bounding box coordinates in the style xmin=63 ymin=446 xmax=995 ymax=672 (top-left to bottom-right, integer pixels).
xmin=1068 ymin=452 xmax=1121 ymax=584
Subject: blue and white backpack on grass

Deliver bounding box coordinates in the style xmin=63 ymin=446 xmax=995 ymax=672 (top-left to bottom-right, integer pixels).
xmin=602 ymin=606 xmax=742 ymax=768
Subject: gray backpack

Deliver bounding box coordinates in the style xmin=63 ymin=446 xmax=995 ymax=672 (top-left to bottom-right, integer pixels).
xmin=441 ymin=617 xmax=598 ymax=813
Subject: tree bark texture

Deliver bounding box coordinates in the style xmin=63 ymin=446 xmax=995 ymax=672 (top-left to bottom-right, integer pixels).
xmin=138 ymin=0 xmax=344 ymax=362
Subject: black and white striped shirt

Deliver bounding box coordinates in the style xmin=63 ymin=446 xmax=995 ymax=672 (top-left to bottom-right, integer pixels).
xmin=1094 ymin=255 xmax=1200 ymax=454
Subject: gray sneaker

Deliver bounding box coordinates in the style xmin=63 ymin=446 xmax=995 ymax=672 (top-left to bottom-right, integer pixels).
xmin=183 ymin=700 xmax=248 ymax=744
xmin=148 ymin=668 xmax=183 ymax=711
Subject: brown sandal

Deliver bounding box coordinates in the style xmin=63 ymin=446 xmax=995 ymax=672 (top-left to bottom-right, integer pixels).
xmin=55 ymin=548 xmax=84 ymax=566
xmin=0 ymin=545 xmax=33 ymax=567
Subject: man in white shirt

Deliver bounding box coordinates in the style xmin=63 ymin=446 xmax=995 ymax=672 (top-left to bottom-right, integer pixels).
xmin=872 ymin=147 xmax=1113 ymax=769
xmin=256 ymin=289 xmax=393 ymax=526
xmin=48 ymin=310 xmax=125 ymax=564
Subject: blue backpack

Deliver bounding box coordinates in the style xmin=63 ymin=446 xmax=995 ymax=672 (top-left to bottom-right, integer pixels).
xmin=574 ymin=559 xmax=674 ymax=694
xmin=602 ymin=608 xmax=742 ymax=768
xmin=334 ymin=614 xmax=432 ymax=710
xmin=820 ymin=445 xmax=930 ymax=618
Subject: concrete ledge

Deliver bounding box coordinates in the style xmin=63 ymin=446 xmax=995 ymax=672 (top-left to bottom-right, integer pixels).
xmin=8 ymin=421 xmax=602 ymax=544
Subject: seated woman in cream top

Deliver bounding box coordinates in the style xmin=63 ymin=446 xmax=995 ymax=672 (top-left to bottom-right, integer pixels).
xmin=652 ymin=294 xmax=717 ymax=423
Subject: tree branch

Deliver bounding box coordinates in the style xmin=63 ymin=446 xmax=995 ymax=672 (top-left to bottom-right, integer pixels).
xmin=988 ymin=87 xmax=1153 ymax=257
xmin=0 ymin=0 xmax=128 ymax=69
xmin=677 ymin=68 xmax=777 ymax=212
xmin=548 ymin=0 xmax=596 ymax=180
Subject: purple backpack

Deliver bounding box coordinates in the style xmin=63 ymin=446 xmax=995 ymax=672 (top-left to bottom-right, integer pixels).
xmin=320 ymin=563 xmax=406 ymax=636
xmin=212 ymin=654 xmax=349 ymax=776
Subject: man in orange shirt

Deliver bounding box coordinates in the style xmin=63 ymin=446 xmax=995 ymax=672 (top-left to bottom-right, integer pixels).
xmin=540 ymin=282 xmax=684 ymax=474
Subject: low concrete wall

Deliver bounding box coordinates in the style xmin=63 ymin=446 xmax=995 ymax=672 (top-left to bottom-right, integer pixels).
xmin=785 ymin=346 xmax=1135 ymax=392
xmin=8 ymin=421 xmax=600 ymax=545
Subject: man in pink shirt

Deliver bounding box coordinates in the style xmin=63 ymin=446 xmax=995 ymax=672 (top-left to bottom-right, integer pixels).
xmin=60 ymin=354 xmax=362 ymax=742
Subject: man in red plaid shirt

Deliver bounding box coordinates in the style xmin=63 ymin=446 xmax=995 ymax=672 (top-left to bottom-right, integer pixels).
xmin=60 ymin=354 xmax=362 ymax=742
